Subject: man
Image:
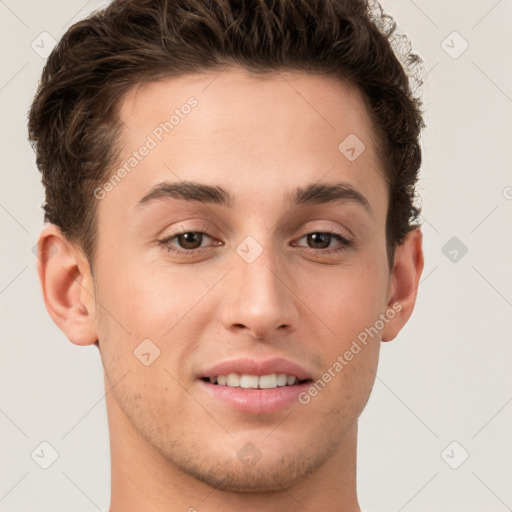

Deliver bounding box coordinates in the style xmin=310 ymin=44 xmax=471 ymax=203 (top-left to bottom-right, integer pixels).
xmin=28 ymin=0 xmax=424 ymax=510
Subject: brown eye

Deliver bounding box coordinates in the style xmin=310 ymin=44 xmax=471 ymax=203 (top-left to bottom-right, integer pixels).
xmin=176 ymin=232 xmax=205 ymax=250
xmin=295 ymin=231 xmax=353 ymax=253
xmin=307 ymin=232 xmax=333 ymax=249
xmin=159 ymin=231 xmax=216 ymax=255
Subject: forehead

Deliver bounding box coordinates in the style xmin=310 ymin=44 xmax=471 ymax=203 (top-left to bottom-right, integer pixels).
xmin=118 ymin=68 xmax=379 ymax=152
xmin=105 ymin=67 xmax=386 ymax=216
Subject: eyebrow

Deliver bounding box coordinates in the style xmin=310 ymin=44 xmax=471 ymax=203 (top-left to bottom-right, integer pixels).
xmin=135 ymin=180 xmax=372 ymax=215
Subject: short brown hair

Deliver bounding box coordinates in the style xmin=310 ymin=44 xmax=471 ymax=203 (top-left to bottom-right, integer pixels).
xmin=28 ymin=0 xmax=425 ymax=269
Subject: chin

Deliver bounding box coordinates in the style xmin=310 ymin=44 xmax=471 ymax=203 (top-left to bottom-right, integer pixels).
xmin=171 ymin=446 xmax=324 ymax=493
xmin=186 ymin=462 xmax=313 ymax=493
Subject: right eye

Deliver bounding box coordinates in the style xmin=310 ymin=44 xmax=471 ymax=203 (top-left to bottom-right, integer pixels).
xmin=158 ymin=230 xmax=220 ymax=255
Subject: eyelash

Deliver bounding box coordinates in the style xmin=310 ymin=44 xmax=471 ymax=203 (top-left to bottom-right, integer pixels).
xmin=158 ymin=229 xmax=353 ymax=256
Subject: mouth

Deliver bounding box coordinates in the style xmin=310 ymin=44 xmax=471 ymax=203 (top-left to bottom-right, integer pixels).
xmin=197 ymin=357 xmax=314 ymax=413
xmin=200 ymin=373 xmax=312 ymax=389
xmin=198 ymin=374 xmax=314 ymax=413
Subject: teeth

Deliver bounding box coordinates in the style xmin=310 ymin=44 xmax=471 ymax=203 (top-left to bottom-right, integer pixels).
xmin=240 ymin=374 xmax=259 ymax=388
xmin=276 ymin=373 xmax=288 ymax=386
xmin=258 ymin=374 xmax=277 ymax=389
xmin=287 ymin=375 xmax=297 ymax=385
xmin=206 ymin=373 xmax=302 ymax=389
xmin=227 ymin=373 xmax=240 ymax=386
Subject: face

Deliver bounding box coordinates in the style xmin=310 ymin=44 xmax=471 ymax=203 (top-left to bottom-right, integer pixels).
xmin=89 ymin=68 xmax=395 ymax=491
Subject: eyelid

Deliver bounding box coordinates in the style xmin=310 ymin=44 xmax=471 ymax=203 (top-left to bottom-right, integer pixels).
xmin=158 ymin=219 xmax=213 ymax=239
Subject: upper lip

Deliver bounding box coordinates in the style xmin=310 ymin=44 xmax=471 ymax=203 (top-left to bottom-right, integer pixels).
xmin=199 ymin=357 xmax=312 ymax=381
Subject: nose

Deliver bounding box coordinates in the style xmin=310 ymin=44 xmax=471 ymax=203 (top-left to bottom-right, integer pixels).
xmin=220 ymin=240 xmax=299 ymax=339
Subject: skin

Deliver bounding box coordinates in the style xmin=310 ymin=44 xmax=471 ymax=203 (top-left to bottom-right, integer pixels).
xmin=37 ymin=67 xmax=424 ymax=512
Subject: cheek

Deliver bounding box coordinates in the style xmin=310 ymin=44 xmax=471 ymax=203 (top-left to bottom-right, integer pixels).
xmin=304 ymin=261 xmax=389 ymax=339
xmin=93 ymin=261 xmax=216 ymax=384
xmin=296 ymin=261 xmax=386 ymax=407
xmin=300 ymin=275 xmax=383 ymax=417
xmin=94 ymin=259 xmax=186 ymax=335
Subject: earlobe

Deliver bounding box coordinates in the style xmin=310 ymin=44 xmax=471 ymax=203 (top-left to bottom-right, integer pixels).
xmin=381 ymin=227 xmax=424 ymax=342
xmin=36 ymin=224 xmax=98 ymax=346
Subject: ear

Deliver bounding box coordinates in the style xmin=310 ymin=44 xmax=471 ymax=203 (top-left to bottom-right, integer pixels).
xmin=381 ymin=227 xmax=424 ymax=342
xmin=36 ymin=224 xmax=98 ymax=346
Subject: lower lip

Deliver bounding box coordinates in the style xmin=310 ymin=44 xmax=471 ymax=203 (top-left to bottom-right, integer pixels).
xmin=198 ymin=379 xmax=312 ymax=413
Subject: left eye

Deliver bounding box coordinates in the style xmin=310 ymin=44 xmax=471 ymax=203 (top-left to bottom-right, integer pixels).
xmin=294 ymin=231 xmax=352 ymax=252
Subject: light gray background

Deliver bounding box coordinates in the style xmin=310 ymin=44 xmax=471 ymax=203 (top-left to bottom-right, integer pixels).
xmin=1 ymin=1 xmax=511 ymax=511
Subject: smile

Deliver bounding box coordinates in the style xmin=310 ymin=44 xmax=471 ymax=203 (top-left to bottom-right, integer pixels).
xmin=201 ymin=373 xmax=309 ymax=389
